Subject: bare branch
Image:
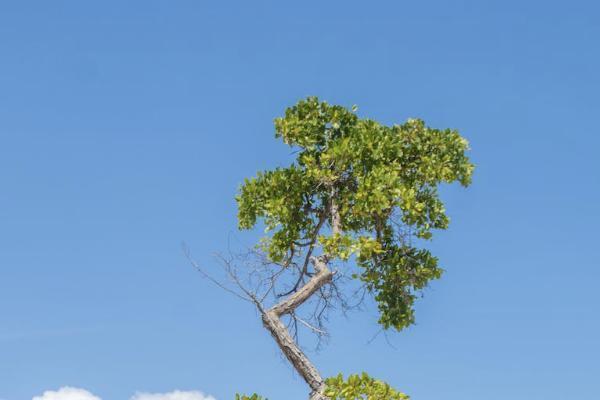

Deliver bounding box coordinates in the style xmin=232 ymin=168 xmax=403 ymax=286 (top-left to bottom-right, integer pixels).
xmin=293 ymin=313 xmax=328 ymax=336
xmin=182 ymin=243 xmax=255 ymax=304
xmin=280 ymin=212 xmax=327 ymax=297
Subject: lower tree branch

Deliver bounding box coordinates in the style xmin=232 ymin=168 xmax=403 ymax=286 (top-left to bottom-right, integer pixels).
xmin=270 ymin=256 xmax=332 ymax=316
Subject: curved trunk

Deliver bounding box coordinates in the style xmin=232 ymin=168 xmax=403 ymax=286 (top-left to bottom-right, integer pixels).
xmin=260 ymin=194 xmax=341 ymax=399
xmin=260 ymin=256 xmax=333 ymax=398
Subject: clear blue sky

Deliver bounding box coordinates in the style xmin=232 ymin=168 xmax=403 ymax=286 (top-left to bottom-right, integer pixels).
xmin=1 ymin=1 xmax=598 ymax=399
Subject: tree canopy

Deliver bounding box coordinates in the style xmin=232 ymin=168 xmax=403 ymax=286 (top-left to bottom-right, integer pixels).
xmin=237 ymin=97 xmax=473 ymax=332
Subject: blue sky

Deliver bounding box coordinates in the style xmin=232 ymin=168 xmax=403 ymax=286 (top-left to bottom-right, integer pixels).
xmin=1 ymin=1 xmax=599 ymax=399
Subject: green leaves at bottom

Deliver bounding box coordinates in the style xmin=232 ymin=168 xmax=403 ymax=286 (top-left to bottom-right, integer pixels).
xmin=324 ymin=372 xmax=409 ymax=400
xmin=235 ymin=394 xmax=266 ymax=400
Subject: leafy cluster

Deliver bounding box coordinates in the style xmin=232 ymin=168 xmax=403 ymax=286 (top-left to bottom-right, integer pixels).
xmin=235 ymin=394 xmax=266 ymax=400
xmin=324 ymin=373 xmax=409 ymax=400
xmin=234 ymin=374 xmax=407 ymax=400
xmin=237 ymin=97 xmax=473 ymax=330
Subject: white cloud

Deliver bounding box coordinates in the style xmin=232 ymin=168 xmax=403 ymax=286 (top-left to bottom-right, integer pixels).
xmin=131 ymin=391 xmax=216 ymax=400
xmin=32 ymin=387 xmax=101 ymax=400
xmin=30 ymin=388 xmax=215 ymax=400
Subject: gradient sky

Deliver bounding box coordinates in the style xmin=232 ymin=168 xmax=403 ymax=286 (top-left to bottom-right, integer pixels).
xmin=1 ymin=1 xmax=599 ymax=399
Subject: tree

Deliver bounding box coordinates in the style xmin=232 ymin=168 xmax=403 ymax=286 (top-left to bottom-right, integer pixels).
xmin=191 ymin=97 xmax=474 ymax=399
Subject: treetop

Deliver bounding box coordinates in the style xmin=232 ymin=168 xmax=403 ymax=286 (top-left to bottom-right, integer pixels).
xmin=236 ymin=96 xmax=474 ymax=331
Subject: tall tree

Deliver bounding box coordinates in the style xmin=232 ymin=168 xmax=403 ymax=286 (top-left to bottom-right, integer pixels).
xmin=192 ymin=97 xmax=473 ymax=399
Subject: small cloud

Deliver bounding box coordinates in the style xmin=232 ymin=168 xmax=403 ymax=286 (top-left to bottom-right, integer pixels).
xmin=31 ymin=387 xmax=215 ymax=400
xmin=131 ymin=391 xmax=216 ymax=400
xmin=32 ymin=387 xmax=101 ymax=400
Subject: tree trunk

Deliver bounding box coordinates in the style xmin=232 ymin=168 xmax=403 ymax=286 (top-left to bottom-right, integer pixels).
xmin=309 ymin=390 xmax=329 ymax=400
xmin=260 ymin=256 xmax=333 ymax=398
xmin=260 ymin=195 xmax=341 ymax=399
xmin=261 ymin=311 xmax=325 ymax=393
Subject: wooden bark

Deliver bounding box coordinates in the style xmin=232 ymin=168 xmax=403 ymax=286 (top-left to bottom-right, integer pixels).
xmin=260 ymin=195 xmax=341 ymax=399
xmin=261 ymin=256 xmax=333 ymax=395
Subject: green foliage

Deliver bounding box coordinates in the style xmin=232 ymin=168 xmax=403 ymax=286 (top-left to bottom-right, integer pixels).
xmin=235 ymin=394 xmax=266 ymax=400
xmin=237 ymin=97 xmax=474 ymax=330
xmin=324 ymin=373 xmax=409 ymax=400
xmin=233 ymin=374 xmax=408 ymax=400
